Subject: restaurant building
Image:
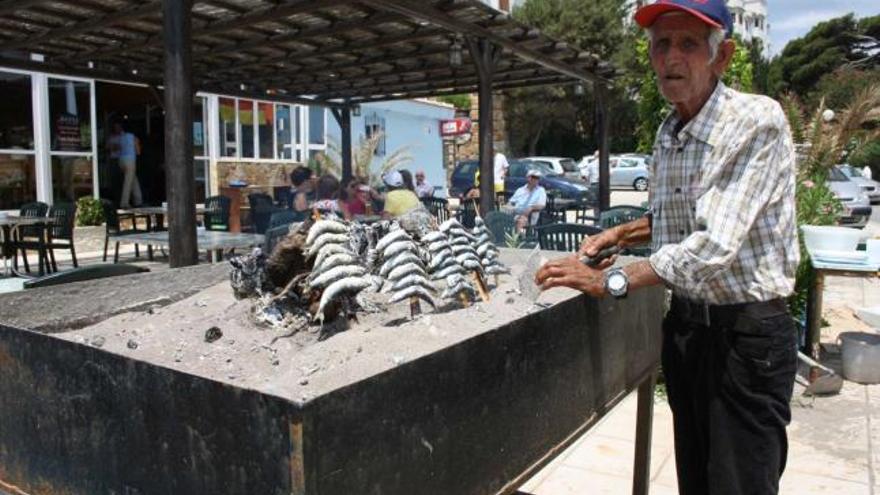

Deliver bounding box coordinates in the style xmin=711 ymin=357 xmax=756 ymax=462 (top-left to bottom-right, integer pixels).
xmin=0 ymin=67 xmax=454 ymax=211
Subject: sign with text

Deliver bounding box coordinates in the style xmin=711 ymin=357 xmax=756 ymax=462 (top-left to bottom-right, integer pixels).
xmin=440 ymin=118 xmax=472 ymax=136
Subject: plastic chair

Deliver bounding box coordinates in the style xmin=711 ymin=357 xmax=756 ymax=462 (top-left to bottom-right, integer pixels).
xmin=421 ymin=197 xmax=450 ymax=223
xmin=13 ymin=201 xmax=50 ymax=274
xmin=269 ymin=209 xmax=299 ymax=230
xmin=599 ymin=205 xmax=647 ymax=229
xmin=47 ymin=201 xmax=78 ymax=270
xmin=248 ymin=193 xmax=277 ymax=234
xmin=456 ymin=199 xmax=478 ymax=229
xmin=536 ymin=223 xmax=603 ymax=253
xmin=203 ymin=195 xmax=231 ymax=232
xmin=484 ymin=210 xmax=517 ymax=245
xmin=101 ymin=199 xmax=142 ymax=263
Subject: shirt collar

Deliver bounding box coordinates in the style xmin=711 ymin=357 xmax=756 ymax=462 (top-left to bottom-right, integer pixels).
xmin=658 ymin=81 xmax=727 ymax=148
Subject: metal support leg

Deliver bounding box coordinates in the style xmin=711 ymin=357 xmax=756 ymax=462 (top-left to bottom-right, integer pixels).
xmin=632 ymin=371 xmax=657 ymax=495
xmin=805 ymin=268 xmax=825 ymax=381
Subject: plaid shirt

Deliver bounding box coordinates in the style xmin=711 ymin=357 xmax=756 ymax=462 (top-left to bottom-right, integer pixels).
xmin=648 ymin=82 xmax=799 ymax=304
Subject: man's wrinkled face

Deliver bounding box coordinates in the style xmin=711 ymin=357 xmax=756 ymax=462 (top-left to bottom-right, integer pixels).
xmin=649 ymin=14 xmax=717 ymax=108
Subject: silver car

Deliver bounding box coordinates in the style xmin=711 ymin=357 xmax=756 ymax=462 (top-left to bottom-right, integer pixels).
xmin=523 ymin=156 xmax=582 ymax=181
xmin=837 ymin=164 xmax=880 ymax=204
xmin=828 ymin=166 xmax=872 ymax=228
xmin=576 ymin=154 xmax=650 ymax=191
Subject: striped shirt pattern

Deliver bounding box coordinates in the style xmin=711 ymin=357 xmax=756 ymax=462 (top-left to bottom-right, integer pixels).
xmin=648 ymin=82 xmax=799 ymax=304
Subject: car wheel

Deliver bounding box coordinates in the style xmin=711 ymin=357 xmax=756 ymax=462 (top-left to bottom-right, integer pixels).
xmin=633 ymin=177 xmax=649 ymax=191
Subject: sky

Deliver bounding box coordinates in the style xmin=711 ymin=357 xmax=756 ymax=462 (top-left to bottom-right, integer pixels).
xmin=768 ymin=0 xmax=879 ymax=56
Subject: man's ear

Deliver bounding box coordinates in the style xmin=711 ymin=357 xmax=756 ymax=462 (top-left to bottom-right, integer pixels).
xmin=713 ymin=39 xmax=737 ymax=77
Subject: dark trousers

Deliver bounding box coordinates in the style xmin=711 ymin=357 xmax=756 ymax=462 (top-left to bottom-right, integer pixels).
xmin=662 ymin=298 xmax=797 ymax=495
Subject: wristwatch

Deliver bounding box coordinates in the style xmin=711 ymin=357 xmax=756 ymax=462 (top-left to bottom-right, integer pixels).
xmin=604 ymin=268 xmax=629 ymax=298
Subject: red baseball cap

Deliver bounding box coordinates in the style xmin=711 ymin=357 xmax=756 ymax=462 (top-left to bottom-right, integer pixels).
xmin=634 ymin=0 xmax=733 ymax=38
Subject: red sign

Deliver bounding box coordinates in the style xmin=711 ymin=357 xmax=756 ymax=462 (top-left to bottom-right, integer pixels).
xmin=440 ymin=118 xmax=472 ymax=136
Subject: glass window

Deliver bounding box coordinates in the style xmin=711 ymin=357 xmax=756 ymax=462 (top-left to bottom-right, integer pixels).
xmin=560 ymin=159 xmax=578 ymax=172
xmin=364 ymin=113 xmax=386 ymax=156
xmin=258 ymin=101 xmax=274 ymax=159
xmin=194 ymin=158 xmax=208 ymax=204
xmin=193 ymin=96 xmax=206 ymax=157
xmin=219 ymin=97 xmax=237 ymax=157
xmin=0 ymin=71 xmax=34 ymax=150
xmin=275 ymin=104 xmax=292 ymax=160
xmin=308 ymin=106 xmax=325 ymax=145
xmin=52 ymin=155 xmax=93 ymax=203
xmin=294 ymin=106 xmax=301 ymax=161
xmin=0 ymin=154 xmax=36 ymax=210
xmin=239 ymin=99 xmax=255 ymax=158
xmin=48 ymin=78 xmax=91 ymax=153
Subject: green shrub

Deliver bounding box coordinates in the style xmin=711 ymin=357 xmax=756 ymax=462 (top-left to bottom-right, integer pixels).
xmin=76 ymin=196 xmax=104 ymax=226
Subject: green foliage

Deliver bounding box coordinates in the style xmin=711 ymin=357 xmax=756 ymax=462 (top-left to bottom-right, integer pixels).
xmin=318 ymin=131 xmax=413 ymax=187
xmin=806 ymin=67 xmax=880 ymax=111
xmin=848 ymin=139 xmax=880 ymax=177
xmin=504 ymin=230 xmax=524 ymax=249
xmin=75 ymin=196 xmax=104 ymax=226
xmin=435 ymin=94 xmax=471 ymax=111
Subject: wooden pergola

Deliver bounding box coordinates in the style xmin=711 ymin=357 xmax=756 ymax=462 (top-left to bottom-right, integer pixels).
xmin=0 ymin=0 xmax=617 ymax=269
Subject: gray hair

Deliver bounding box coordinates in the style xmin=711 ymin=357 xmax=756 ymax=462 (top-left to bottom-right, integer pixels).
xmin=646 ymin=12 xmax=726 ymax=63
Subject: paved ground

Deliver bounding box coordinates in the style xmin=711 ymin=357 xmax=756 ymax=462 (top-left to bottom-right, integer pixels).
xmin=3 ymin=191 xmax=879 ymax=494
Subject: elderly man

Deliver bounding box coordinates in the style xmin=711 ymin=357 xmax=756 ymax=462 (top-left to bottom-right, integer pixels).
xmin=414 ymin=170 xmax=434 ymax=198
xmin=536 ymin=1 xmax=799 ymax=493
xmin=508 ymin=169 xmax=547 ymax=231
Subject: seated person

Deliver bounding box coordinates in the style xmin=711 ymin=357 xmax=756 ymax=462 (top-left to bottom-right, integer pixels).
xmin=311 ymin=174 xmax=345 ymax=219
xmin=508 ymin=169 xmax=547 ymax=231
xmin=290 ymin=166 xmax=316 ymax=218
xmin=341 ymin=178 xmax=371 ymax=217
xmin=381 ymin=170 xmax=421 ymax=219
xmin=414 ymin=170 xmax=434 ymax=198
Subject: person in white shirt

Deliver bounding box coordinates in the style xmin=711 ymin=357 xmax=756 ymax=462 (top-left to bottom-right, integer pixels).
xmin=493 ymin=152 xmax=509 ymax=194
xmin=863 ymin=166 xmax=873 ymax=180
xmin=508 ymin=169 xmax=547 ymax=231
xmin=414 ymin=170 xmax=434 ymax=198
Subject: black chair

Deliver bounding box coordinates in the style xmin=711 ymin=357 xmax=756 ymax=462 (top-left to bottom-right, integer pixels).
xmin=13 ymin=201 xmax=50 ymax=275
xmin=248 ymin=193 xmax=277 ymax=234
xmin=421 ymin=197 xmax=451 ymax=223
xmin=204 ymin=195 xmax=231 ymax=232
xmin=47 ymin=201 xmax=78 ymax=271
xmin=599 ymin=205 xmax=648 ymax=229
xmin=456 ymin=198 xmax=478 ymax=229
xmin=273 ymin=186 xmax=295 ymax=210
xmin=570 ymin=202 xmax=599 ymax=225
xmin=484 ymin=210 xmax=517 ymax=245
xmin=263 ymin=224 xmax=290 ymax=255
xmin=101 ymin=199 xmax=142 ymax=263
xmin=269 ymin=209 xmax=299 ymax=229
xmin=536 ymin=223 xmax=603 ymax=253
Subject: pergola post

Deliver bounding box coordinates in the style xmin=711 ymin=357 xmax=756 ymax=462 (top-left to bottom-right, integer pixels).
xmin=596 ymin=84 xmax=611 ymax=212
xmin=163 ymin=0 xmax=197 ymax=267
xmin=331 ymin=107 xmax=353 ymax=181
xmin=468 ymin=37 xmax=499 ymax=217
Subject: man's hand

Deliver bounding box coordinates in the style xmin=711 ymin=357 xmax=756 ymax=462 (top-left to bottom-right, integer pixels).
xmin=579 ymin=227 xmax=621 ymax=258
xmin=534 ymin=255 xmax=605 ymax=297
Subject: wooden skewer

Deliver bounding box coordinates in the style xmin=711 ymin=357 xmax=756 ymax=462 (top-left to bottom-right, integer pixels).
xmin=409 ymin=296 xmax=422 ymax=318
xmin=472 ymin=271 xmax=490 ymax=302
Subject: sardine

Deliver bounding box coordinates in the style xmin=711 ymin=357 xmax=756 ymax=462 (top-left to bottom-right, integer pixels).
xmin=482 ymin=250 xmax=499 ymax=261
xmin=379 ymin=252 xmax=423 ymax=277
xmin=485 ymin=264 xmax=510 ymax=274
xmin=391 ymin=274 xmax=436 ymax=293
xmin=439 ymin=219 xmax=462 ymax=231
xmin=421 ymin=231 xmax=446 ymax=243
xmin=431 ymin=263 xmax=464 ymax=279
xmin=387 ymin=262 xmax=427 ymax=281
xmin=427 ymin=240 xmax=450 ymax=253
xmin=305 ymin=219 xmax=348 ymax=246
xmin=307 ymin=233 xmax=350 ymax=258
xmin=311 ymin=253 xmax=359 ymax=280
xmin=376 ymin=229 xmax=412 ymax=253
xmin=313 ymin=243 xmax=350 ymax=269
xmin=310 ymin=265 xmax=366 ymax=289
xmin=451 ymin=244 xmax=476 ymax=255
xmin=476 ymin=243 xmax=495 ymax=257
xmin=448 ymin=227 xmax=476 ymax=240
xmin=477 ymin=234 xmax=492 ymax=244
xmin=448 ymin=237 xmax=470 ymax=246
xmin=314 ymin=276 xmax=371 ymax=321
xmin=382 ymin=240 xmax=417 ymax=259
xmin=428 ymin=250 xmax=454 ymax=270
xmin=389 ymin=285 xmax=436 ymax=307
xmin=441 ymin=283 xmax=475 ymax=300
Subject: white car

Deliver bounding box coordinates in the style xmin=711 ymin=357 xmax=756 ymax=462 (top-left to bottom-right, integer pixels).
xmin=837 ymin=164 xmax=880 ymax=204
xmin=828 ymin=166 xmax=872 ymax=228
xmin=577 ymin=154 xmax=650 ymax=191
xmin=523 ymin=156 xmax=582 ymax=180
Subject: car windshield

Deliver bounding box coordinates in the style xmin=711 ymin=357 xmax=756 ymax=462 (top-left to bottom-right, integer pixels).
xmin=511 ymin=160 xmax=556 ymax=177
xmin=560 ymin=159 xmax=578 ymax=172
xmin=842 ymin=166 xmax=863 ymax=178
xmin=828 ymin=167 xmax=848 ymax=182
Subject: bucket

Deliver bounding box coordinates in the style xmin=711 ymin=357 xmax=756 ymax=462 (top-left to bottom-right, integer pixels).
xmin=839 ymin=332 xmax=880 ymax=384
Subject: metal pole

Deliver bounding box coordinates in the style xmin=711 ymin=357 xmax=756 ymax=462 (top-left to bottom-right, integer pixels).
xmin=341 ymin=108 xmax=353 ymax=181
xmin=163 ymin=0 xmax=197 ymax=267
xmin=469 ymin=38 xmax=497 ymax=217
xmin=596 ymin=84 xmax=611 ymax=212
xmin=632 ymin=371 xmax=657 ymax=495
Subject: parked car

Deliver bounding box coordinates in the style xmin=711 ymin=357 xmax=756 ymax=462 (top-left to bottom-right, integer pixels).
xmin=523 ymin=156 xmax=581 ymax=180
xmin=576 ymin=154 xmax=650 ymax=191
xmin=837 ymin=164 xmax=880 ymax=204
xmin=828 ymin=166 xmax=872 ymax=228
xmin=449 ymin=159 xmax=593 ymax=202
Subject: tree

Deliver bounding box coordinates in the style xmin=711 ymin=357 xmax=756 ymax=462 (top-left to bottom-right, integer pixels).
xmin=768 ymin=14 xmax=879 ymax=98
xmin=633 ymin=35 xmax=755 ymax=152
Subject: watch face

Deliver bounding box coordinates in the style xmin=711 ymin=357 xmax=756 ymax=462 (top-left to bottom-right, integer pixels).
xmin=608 ymin=273 xmax=627 ymax=292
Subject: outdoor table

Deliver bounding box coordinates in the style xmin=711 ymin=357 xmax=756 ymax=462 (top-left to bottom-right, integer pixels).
xmin=110 ymin=230 xmax=264 ymax=263
xmin=0 ymin=215 xmax=55 ymax=277
xmin=805 ymin=253 xmax=880 ymax=366
xmin=118 ymin=205 xmax=209 ymax=260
